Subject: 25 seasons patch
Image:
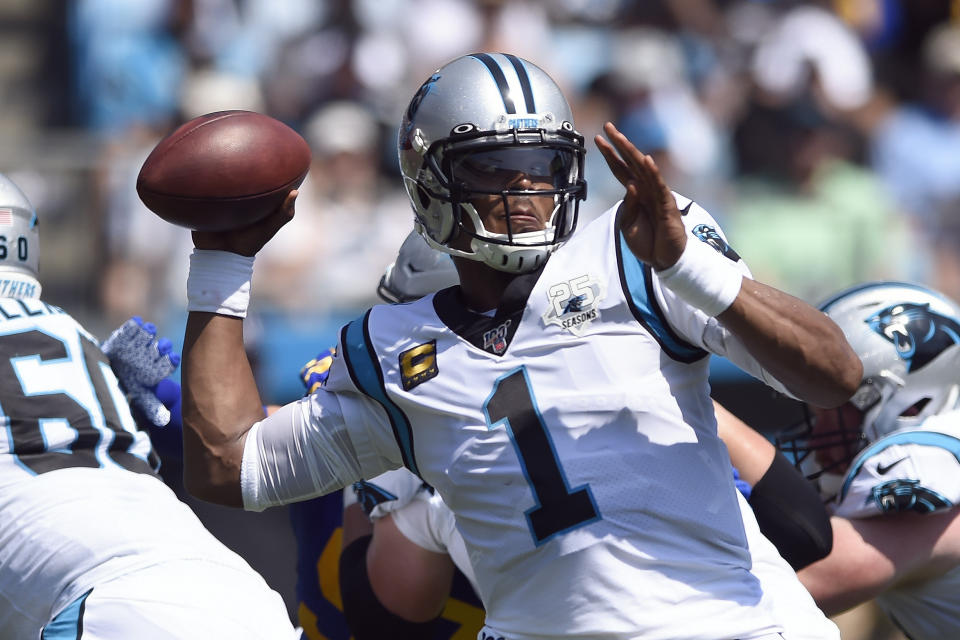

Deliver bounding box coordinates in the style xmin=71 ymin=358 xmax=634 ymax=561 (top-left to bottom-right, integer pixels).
xmin=542 ymin=274 xmax=606 ymax=336
xmin=399 ymin=340 xmax=438 ymax=391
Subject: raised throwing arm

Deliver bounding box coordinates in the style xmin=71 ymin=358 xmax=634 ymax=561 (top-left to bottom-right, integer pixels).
xmin=181 ymin=192 xmax=297 ymax=506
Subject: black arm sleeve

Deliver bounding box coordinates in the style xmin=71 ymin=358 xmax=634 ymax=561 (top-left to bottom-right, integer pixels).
xmin=747 ymin=452 xmax=833 ymax=570
xmin=339 ymin=534 xmax=442 ymax=640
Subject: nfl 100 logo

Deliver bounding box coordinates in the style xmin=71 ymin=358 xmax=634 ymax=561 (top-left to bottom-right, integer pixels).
xmin=541 ymin=273 xmax=605 ymax=336
xmin=482 ymin=319 xmax=511 ymax=355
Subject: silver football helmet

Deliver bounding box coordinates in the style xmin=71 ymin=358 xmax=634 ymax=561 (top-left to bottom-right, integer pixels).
xmin=0 ymin=173 xmax=41 ymax=299
xmin=377 ymin=229 xmax=459 ymax=303
xmin=777 ymin=282 xmax=960 ymax=498
xmin=398 ymin=53 xmax=587 ymax=274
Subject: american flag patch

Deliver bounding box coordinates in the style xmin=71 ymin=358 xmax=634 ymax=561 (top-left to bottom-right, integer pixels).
xmin=0 ymin=209 xmax=12 ymax=226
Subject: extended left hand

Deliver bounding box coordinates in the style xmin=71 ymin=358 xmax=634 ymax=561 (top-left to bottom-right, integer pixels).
xmin=101 ymin=316 xmax=181 ymax=427
xmin=594 ymin=122 xmax=687 ymax=271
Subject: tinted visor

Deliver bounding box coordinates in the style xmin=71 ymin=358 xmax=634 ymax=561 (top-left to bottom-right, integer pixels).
xmin=450 ymin=147 xmax=576 ymax=192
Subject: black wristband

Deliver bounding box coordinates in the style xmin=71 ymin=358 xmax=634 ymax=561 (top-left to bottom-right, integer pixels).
xmin=748 ymin=452 xmax=833 ymax=570
xmin=339 ymin=534 xmax=442 ymax=639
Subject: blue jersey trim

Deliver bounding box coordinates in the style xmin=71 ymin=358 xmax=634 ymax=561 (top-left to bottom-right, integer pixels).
xmin=840 ymin=430 xmax=960 ymax=501
xmin=340 ymin=313 xmax=419 ymax=477
xmin=616 ymin=230 xmax=707 ymax=363
xmin=42 ymin=589 xmax=91 ymax=640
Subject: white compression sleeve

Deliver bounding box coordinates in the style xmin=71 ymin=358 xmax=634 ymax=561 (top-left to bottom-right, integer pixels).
xmin=240 ymin=400 xmax=364 ymax=511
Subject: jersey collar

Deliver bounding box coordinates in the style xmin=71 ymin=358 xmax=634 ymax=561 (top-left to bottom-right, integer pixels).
xmin=432 ymin=265 xmax=544 ymax=356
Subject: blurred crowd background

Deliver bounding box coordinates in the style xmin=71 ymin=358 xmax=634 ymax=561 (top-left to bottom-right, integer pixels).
xmin=4 ymin=0 xmax=960 ymax=399
xmin=2 ymin=1 xmax=959 ymax=637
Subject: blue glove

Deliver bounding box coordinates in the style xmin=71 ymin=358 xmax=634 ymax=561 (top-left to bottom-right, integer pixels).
xmin=299 ymin=346 xmax=336 ymax=395
xmin=101 ymin=316 xmax=181 ymax=427
xmin=154 ymin=377 xmax=182 ymax=430
xmin=732 ymin=466 xmax=752 ymax=500
xmin=149 ymin=377 xmax=183 ymax=459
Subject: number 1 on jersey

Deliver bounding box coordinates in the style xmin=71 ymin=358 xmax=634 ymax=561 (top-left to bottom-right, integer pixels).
xmin=484 ymin=367 xmax=599 ymax=545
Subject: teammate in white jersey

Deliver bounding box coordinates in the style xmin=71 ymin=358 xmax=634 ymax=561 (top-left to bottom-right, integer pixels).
xmin=0 ymin=173 xmax=298 ymax=639
xmin=178 ymin=53 xmax=861 ymax=639
xmin=772 ymin=281 xmax=960 ymax=639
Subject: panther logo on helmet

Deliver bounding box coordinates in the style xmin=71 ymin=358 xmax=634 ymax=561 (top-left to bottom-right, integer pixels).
xmin=775 ymin=281 xmax=960 ymax=500
xmin=399 ymin=73 xmax=441 ymax=152
xmin=866 ymin=302 xmax=960 ymax=372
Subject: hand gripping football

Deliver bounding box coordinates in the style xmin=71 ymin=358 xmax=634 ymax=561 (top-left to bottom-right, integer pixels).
xmin=137 ymin=110 xmax=311 ymax=231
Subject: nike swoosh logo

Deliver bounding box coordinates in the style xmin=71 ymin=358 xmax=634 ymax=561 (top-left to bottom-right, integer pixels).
xmin=877 ymin=457 xmax=908 ymax=475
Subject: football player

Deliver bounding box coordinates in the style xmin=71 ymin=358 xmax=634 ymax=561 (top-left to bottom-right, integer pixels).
xmin=179 ymin=53 xmax=862 ymax=639
xmin=774 ymin=281 xmax=960 ymax=639
xmin=329 ymin=233 xmax=832 ymax=639
xmin=0 ymin=173 xmax=299 ymax=639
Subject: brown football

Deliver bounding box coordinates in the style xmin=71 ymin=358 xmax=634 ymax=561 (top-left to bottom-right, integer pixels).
xmin=137 ymin=110 xmax=311 ymax=231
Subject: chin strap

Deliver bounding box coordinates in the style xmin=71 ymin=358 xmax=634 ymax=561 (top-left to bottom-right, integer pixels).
xmin=470 ymin=235 xmax=553 ymax=274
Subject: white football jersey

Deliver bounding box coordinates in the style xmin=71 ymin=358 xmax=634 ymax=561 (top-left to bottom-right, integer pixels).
xmin=0 ymin=298 xmax=158 ymax=487
xmin=736 ymin=492 xmax=839 ymax=640
xmin=0 ymin=300 xmax=294 ymax=638
xmin=366 ymin=469 xmax=836 ymax=640
xmin=244 ymin=196 xmax=814 ymax=639
xmin=832 ymin=409 xmax=960 ymax=639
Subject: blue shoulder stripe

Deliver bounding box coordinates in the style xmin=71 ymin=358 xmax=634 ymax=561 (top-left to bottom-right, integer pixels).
xmin=616 ymin=230 xmax=707 ymax=363
xmin=340 ymin=313 xmax=420 ymax=477
xmin=840 ymin=431 xmax=960 ymax=501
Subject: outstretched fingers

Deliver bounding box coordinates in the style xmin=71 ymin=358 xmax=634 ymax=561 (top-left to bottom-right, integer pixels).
xmin=597 ymin=124 xmax=663 ymax=198
xmin=602 ymin=122 xmax=642 ymax=163
xmin=595 ymin=133 xmax=633 ymax=187
xmin=603 ymin=123 xmax=652 ymax=179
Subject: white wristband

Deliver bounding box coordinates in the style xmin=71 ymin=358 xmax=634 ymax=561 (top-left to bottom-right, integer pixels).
xmin=656 ymin=237 xmax=742 ymax=317
xmin=187 ymin=249 xmax=254 ymax=318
